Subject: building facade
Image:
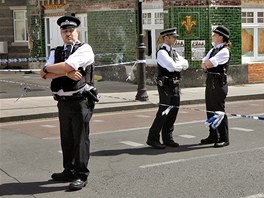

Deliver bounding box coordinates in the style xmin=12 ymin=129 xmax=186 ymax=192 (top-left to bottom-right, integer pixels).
xmin=0 ymin=0 xmax=263 ymax=84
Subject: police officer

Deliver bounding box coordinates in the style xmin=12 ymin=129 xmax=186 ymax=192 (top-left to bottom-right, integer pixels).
xmin=146 ymin=27 xmax=189 ymax=149
xmin=200 ymin=25 xmax=231 ymax=148
xmin=41 ymin=15 xmax=95 ymax=190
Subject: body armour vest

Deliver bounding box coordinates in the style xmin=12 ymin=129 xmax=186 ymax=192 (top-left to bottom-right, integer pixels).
xmin=157 ymin=46 xmax=181 ymax=79
xmin=50 ymin=43 xmax=93 ymax=92
xmin=207 ymin=45 xmax=231 ymax=73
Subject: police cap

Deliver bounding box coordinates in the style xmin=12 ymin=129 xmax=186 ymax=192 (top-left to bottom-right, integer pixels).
xmin=160 ymin=27 xmax=179 ymax=37
xmin=213 ymin=25 xmax=230 ymax=39
xmin=57 ymin=16 xmax=81 ymax=29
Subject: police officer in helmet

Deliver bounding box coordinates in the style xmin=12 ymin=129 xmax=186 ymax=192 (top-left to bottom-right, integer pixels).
xmin=200 ymin=25 xmax=231 ymax=148
xmin=41 ymin=15 xmax=95 ymax=190
xmin=146 ymin=27 xmax=189 ymax=149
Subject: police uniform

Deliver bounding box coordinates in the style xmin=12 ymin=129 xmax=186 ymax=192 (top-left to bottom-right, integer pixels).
xmin=43 ymin=16 xmax=95 ymax=190
xmin=201 ymin=26 xmax=231 ymax=147
xmin=146 ymin=28 xmax=189 ymax=149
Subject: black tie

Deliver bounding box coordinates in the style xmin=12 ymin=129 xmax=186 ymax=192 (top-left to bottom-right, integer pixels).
xmin=64 ymin=45 xmax=72 ymax=60
xmin=169 ymin=47 xmax=173 ymax=57
xmin=209 ymin=48 xmax=217 ymax=58
xmin=170 ymin=48 xmax=178 ymax=61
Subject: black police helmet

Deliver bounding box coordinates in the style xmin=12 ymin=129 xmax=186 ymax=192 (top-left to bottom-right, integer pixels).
xmin=160 ymin=27 xmax=179 ymax=37
xmin=213 ymin=25 xmax=230 ymax=40
xmin=57 ymin=16 xmax=81 ymax=29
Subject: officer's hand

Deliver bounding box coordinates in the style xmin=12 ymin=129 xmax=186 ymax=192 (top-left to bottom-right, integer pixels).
xmin=66 ymin=70 xmax=83 ymax=81
xmin=40 ymin=70 xmax=47 ymax=79
xmin=201 ymin=62 xmax=206 ymax=69
xmin=181 ymin=59 xmax=189 ymax=70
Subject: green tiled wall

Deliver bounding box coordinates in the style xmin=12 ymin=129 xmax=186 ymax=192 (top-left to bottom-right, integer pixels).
xmin=27 ymin=6 xmax=45 ymax=58
xmin=167 ymin=7 xmax=241 ymax=68
xmin=87 ymin=10 xmax=137 ymax=64
xmin=209 ymin=7 xmax=242 ymax=65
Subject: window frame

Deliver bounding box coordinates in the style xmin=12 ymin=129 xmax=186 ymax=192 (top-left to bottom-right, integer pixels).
xmin=9 ymin=6 xmax=28 ymax=45
xmin=242 ymin=8 xmax=264 ymax=63
xmin=143 ymin=9 xmax=165 ymax=64
xmin=75 ymin=14 xmax=88 ymax=44
xmin=13 ymin=10 xmax=28 ymax=42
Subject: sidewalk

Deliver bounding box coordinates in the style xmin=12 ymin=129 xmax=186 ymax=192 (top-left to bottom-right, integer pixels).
xmin=0 ymin=83 xmax=263 ymax=123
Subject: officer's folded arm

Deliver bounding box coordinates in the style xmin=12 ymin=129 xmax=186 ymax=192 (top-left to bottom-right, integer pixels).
xmin=42 ymin=62 xmax=82 ymax=81
xmin=202 ymin=59 xmax=214 ymax=69
xmin=179 ymin=57 xmax=189 ymax=70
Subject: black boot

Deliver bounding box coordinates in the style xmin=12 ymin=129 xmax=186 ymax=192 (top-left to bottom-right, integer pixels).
xmin=146 ymin=139 xmax=166 ymax=149
xmin=51 ymin=169 xmax=74 ymax=182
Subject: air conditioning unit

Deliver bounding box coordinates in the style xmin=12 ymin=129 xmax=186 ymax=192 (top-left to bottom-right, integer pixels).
xmin=0 ymin=41 xmax=8 ymax=54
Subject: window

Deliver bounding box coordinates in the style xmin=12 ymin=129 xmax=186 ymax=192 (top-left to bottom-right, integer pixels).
xmin=13 ymin=10 xmax=28 ymax=42
xmin=76 ymin=14 xmax=88 ymax=43
xmin=155 ymin=12 xmax=164 ymax=24
xmin=242 ymin=28 xmax=254 ymax=57
xmin=258 ymin=28 xmax=264 ymax=56
xmin=242 ymin=8 xmax=264 ymax=63
xmin=143 ymin=13 xmax=151 ymax=25
xmin=38 ymin=0 xmax=66 ymax=6
xmin=257 ymin=12 xmax=264 ymax=23
xmin=142 ymin=9 xmax=164 ymax=64
xmin=242 ymin=12 xmax=254 ymax=23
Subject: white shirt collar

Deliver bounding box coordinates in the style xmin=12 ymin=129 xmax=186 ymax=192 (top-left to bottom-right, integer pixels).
xmin=63 ymin=40 xmax=81 ymax=49
xmin=161 ymin=43 xmax=171 ymax=51
xmin=213 ymin=42 xmax=226 ymax=49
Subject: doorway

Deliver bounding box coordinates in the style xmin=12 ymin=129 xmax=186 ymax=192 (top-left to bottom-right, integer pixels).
xmin=44 ymin=17 xmax=63 ymax=57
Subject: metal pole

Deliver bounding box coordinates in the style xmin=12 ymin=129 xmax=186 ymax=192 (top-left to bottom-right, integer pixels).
xmin=135 ymin=0 xmax=149 ymax=101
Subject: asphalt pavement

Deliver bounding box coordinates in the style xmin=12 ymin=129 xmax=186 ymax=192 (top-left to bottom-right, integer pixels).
xmin=0 ymin=72 xmax=264 ymax=122
xmin=1 ymin=72 xmax=264 ymax=198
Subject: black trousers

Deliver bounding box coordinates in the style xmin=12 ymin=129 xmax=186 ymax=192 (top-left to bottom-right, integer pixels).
xmin=148 ymin=84 xmax=180 ymax=143
xmin=57 ymin=98 xmax=93 ymax=181
xmin=205 ymin=76 xmax=229 ymax=142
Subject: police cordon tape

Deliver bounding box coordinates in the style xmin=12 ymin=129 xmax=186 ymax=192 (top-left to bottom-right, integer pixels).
xmin=159 ymin=103 xmax=264 ymax=128
xmin=1 ymin=59 xmax=263 ymax=127
xmin=1 ymin=78 xmax=263 ymax=127
xmin=103 ymin=94 xmax=264 ymax=129
xmin=1 ymin=76 xmax=264 ymax=127
xmin=0 ymin=59 xmax=141 ymax=101
xmin=0 ymin=53 xmax=124 ymax=64
xmin=0 ymin=57 xmax=47 ymax=63
xmin=0 ymin=61 xmax=136 ymax=72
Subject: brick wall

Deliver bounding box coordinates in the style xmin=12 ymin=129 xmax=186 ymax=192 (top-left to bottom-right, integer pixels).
xmin=248 ymin=63 xmax=264 ymax=83
xmin=0 ymin=0 xmax=30 ymax=68
xmin=67 ymin=0 xmax=136 ymax=11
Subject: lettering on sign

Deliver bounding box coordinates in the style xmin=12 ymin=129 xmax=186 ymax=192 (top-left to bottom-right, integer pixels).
xmin=43 ymin=3 xmax=65 ymax=9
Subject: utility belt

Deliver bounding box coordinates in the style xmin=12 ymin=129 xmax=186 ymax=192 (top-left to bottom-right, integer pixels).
xmin=53 ymin=87 xmax=99 ymax=102
xmin=53 ymin=92 xmax=86 ymax=101
xmin=207 ymin=72 xmax=227 ymax=85
xmin=156 ymin=76 xmax=181 ymax=87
